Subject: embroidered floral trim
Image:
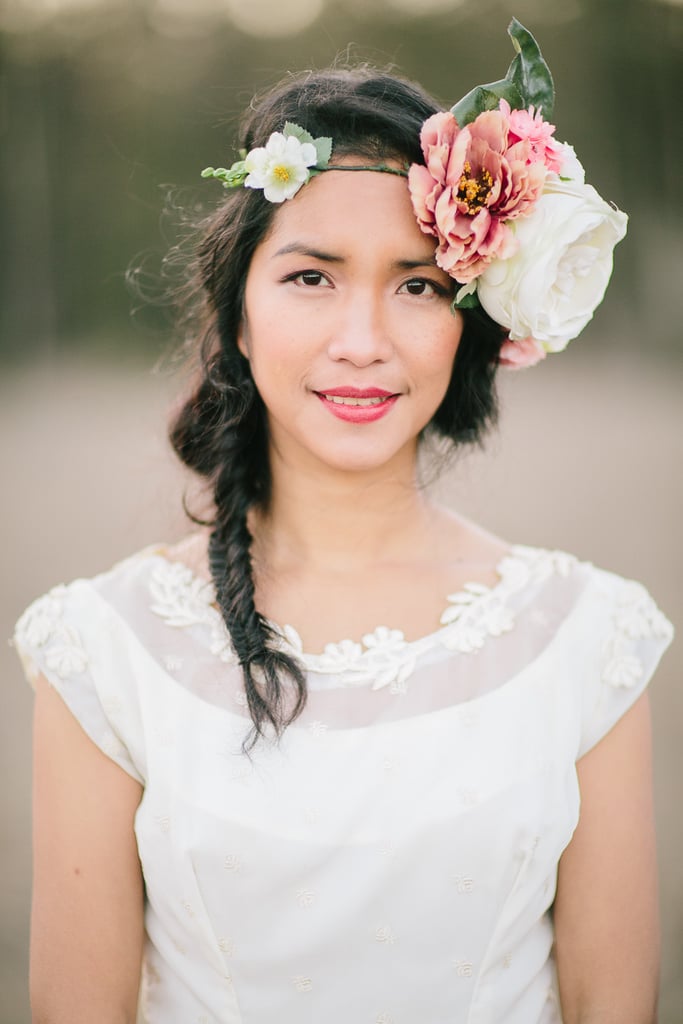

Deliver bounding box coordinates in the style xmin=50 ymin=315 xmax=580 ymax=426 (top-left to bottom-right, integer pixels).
xmin=601 ymin=580 xmax=674 ymax=688
xmin=148 ymin=546 xmax=575 ymax=691
xmin=290 ymin=545 xmax=574 ymax=688
xmin=149 ymin=560 xmax=237 ymax=664
xmin=14 ymin=586 xmax=89 ymax=679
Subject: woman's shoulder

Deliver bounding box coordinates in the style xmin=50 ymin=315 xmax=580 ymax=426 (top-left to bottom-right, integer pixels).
xmin=13 ymin=536 xmax=209 ymax=654
xmin=497 ymin=541 xmax=672 ymax=637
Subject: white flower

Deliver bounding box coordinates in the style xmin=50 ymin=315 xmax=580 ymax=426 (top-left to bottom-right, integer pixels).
xmin=602 ymin=652 xmax=644 ymax=688
xmin=44 ymin=628 xmax=89 ymax=678
xmin=318 ymin=638 xmax=364 ymax=672
xmin=477 ymin=176 xmax=628 ymax=352
xmin=15 ymin=591 xmax=64 ymax=648
xmin=244 ymin=132 xmax=318 ymax=203
xmin=556 ymin=141 xmax=585 ymax=183
xmin=361 ymin=626 xmax=406 ymax=653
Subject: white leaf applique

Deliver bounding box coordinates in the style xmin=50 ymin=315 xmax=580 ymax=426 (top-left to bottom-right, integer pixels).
xmin=317 ymin=638 xmax=365 ymax=675
xmin=205 ymin=606 xmax=237 ymax=664
xmin=440 ymin=583 xmax=515 ymax=653
xmin=150 ymin=561 xmax=216 ymax=628
xmin=15 ymin=589 xmax=65 ymax=648
xmin=601 ymin=580 xmax=673 ymax=689
xmin=15 ymin=586 xmax=89 ymax=681
xmin=612 ymin=582 xmax=674 ymax=642
xmin=362 ymin=626 xmax=407 ymax=654
xmin=602 ymin=651 xmax=644 ymax=689
xmin=44 ymin=626 xmax=89 ymax=678
xmin=321 ymin=630 xmax=417 ymax=691
xmin=279 ymin=623 xmax=304 ymax=655
xmin=143 ymin=546 xmax=580 ymax=693
xmin=363 ymin=628 xmax=415 ymax=691
xmin=149 ymin=560 xmax=237 ymax=665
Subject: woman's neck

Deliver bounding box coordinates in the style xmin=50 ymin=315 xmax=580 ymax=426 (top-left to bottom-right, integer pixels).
xmin=252 ymin=451 xmax=436 ymax=573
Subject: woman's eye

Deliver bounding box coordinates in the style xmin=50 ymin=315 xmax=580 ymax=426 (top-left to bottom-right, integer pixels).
xmin=399 ymin=278 xmax=445 ymax=297
xmin=291 ymin=270 xmax=329 ymax=287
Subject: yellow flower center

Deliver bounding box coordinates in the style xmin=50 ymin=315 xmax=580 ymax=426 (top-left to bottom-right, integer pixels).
xmin=273 ymin=164 xmax=291 ymax=183
xmin=457 ymin=162 xmax=493 ymax=214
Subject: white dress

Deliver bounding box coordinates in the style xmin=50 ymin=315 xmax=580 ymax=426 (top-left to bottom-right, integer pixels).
xmin=14 ymin=544 xmax=673 ymax=1024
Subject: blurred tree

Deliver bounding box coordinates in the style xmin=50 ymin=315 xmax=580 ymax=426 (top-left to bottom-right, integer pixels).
xmin=0 ymin=0 xmax=681 ymax=360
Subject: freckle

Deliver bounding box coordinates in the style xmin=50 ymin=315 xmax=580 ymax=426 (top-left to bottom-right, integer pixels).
xmin=73 ymin=867 xmax=81 ymax=876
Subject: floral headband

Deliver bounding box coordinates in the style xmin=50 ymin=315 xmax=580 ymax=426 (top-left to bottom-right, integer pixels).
xmin=201 ymin=20 xmax=627 ymax=368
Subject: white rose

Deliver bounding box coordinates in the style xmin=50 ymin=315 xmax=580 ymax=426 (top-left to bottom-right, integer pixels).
xmin=555 ymin=141 xmax=585 ymax=183
xmin=477 ymin=177 xmax=628 ymax=352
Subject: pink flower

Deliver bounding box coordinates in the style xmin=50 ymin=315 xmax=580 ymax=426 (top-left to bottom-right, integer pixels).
xmin=500 ymin=99 xmax=564 ymax=174
xmin=408 ymin=109 xmax=547 ymax=283
xmin=408 ymin=112 xmax=458 ymax=235
xmin=421 ymin=110 xmax=460 ymax=185
xmin=498 ymin=336 xmax=547 ymax=370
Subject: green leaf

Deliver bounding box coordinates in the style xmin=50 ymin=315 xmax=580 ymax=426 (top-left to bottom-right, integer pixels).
xmin=450 ymin=82 xmax=525 ymax=127
xmin=450 ymin=19 xmax=555 ymax=126
xmin=451 ymin=283 xmax=480 ymax=311
xmin=505 ymin=18 xmax=555 ymax=118
xmin=314 ymin=136 xmax=333 ymax=168
xmin=283 ymin=121 xmax=316 ymax=147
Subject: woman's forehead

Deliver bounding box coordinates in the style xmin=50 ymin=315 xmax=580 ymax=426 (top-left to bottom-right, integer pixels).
xmin=260 ymin=167 xmax=439 ymax=262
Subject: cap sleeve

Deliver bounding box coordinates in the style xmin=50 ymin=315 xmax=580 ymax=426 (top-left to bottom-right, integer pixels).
xmin=578 ymin=569 xmax=674 ymax=758
xmin=13 ymin=580 xmax=144 ymax=784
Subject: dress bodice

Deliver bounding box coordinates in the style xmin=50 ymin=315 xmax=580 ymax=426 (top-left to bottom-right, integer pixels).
xmin=13 ymin=545 xmax=673 ymax=1024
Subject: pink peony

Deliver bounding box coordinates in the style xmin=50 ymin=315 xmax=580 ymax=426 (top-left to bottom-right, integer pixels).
xmin=420 ymin=110 xmax=460 ymax=185
xmin=408 ymin=111 xmax=459 ymax=236
xmin=408 ymin=108 xmax=548 ymax=283
xmin=498 ymin=336 xmax=547 ymax=369
xmin=499 ymin=99 xmax=564 ymax=174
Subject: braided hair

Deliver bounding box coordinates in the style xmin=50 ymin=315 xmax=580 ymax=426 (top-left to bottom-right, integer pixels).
xmin=170 ymin=67 xmax=504 ymax=748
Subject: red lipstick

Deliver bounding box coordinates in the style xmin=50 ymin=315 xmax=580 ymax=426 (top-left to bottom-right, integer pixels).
xmin=315 ymin=386 xmax=399 ymax=423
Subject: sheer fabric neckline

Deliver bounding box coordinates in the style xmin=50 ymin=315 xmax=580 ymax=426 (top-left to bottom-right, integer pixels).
xmin=146 ymin=544 xmax=574 ymax=687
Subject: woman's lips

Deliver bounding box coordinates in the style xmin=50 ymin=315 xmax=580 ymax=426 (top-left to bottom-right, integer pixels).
xmin=315 ymin=387 xmax=399 ymax=423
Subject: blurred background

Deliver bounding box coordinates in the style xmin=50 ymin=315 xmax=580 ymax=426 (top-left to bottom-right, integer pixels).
xmin=1 ymin=0 xmax=681 ymax=1020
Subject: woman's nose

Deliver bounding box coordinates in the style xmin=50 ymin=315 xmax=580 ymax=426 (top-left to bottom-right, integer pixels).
xmin=326 ymin=290 xmax=393 ymax=366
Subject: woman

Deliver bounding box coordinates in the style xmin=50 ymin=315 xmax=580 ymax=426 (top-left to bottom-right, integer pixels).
xmin=15 ymin=21 xmax=673 ymax=1024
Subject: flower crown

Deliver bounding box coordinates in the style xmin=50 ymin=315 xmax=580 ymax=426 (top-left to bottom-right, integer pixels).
xmin=201 ymin=20 xmax=627 ymax=369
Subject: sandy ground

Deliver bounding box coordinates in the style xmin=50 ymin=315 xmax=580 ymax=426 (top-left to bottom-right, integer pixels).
xmin=1 ymin=351 xmax=681 ymax=1023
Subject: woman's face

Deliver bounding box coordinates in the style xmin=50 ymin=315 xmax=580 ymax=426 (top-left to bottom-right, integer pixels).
xmin=237 ymin=161 xmax=464 ymax=479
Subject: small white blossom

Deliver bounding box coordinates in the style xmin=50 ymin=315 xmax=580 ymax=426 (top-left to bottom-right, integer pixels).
xmin=15 ymin=590 xmax=65 ymax=648
xmin=244 ymin=132 xmax=318 ymax=203
xmin=602 ymin=653 xmax=644 ymax=689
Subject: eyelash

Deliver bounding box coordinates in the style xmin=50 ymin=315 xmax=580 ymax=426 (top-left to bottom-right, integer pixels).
xmin=285 ymin=270 xmax=330 ymax=287
xmin=284 ymin=270 xmax=450 ymax=297
xmin=398 ymin=278 xmax=450 ymax=298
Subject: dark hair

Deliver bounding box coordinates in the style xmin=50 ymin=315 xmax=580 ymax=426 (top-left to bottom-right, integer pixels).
xmin=170 ymin=66 xmax=504 ymax=748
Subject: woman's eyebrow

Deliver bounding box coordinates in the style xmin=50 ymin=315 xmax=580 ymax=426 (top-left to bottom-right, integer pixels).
xmin=393 ymin=258 xmax=440 ymax=271
xmin=271 ymin=245 xmax=439 ymax=272
xmin=272 ymin=243 xmax=343 ymax=263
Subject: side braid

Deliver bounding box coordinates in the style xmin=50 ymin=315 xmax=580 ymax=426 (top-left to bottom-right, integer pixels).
xmin=171 ymin=340 xmax=308 ymax=749
xmin=208 ymin=367 xmax=307 ymax=749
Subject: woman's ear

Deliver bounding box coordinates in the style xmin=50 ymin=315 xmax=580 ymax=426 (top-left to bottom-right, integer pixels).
xmin=237 ymin=316 xmax=250 ymax=360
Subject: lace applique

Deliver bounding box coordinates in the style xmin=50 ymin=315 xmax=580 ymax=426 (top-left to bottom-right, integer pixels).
xmin=149 ymin=560 xmax=237 ymax=664
xmin=146 ymin=547 xmax=576 ymax=691
xmin=602 ymin=580 xmax=674 ymax=688
xmin=439 ymin=546 xmax=575 ymax=653
xmin=14 ymin=586 xmax=89 ymax=679
xmin=294 ymin=546 xmax=574 ymax=686
xmin=440 ymin=581 xmax=515 ymax=653
xmin=295 ymin=626 xmax=417 ymax=691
